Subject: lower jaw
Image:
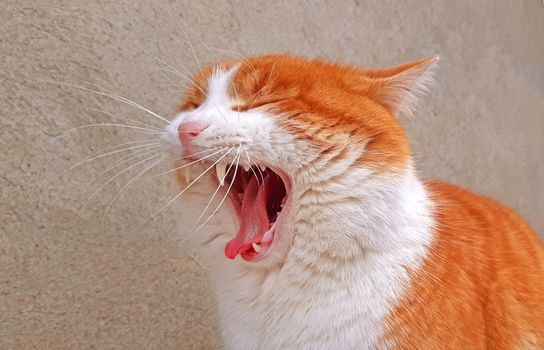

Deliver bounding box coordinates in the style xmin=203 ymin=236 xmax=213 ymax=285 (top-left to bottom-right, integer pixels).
xmin=240 ymin=240 xmax=271 ymax=261
xmin=239 ymin=221 xmax=278 ymax=262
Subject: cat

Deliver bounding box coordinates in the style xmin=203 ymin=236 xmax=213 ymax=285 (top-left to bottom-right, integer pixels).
xmin=162 ymin=54 xmax=544 ymax=349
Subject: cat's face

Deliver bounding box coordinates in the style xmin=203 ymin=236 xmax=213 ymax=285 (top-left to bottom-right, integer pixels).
xmin=163 ymin=54 xmax=437 ymax=267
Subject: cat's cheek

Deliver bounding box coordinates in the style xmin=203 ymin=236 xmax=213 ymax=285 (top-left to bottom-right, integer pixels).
xmin=173 ymin=173 xmax=233 ymax=248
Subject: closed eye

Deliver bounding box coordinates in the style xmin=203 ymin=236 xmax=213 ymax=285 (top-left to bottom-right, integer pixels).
xmin=233 ymin=98 xmax=287 ymax=112
xmin=182 ymin=102 xmax=200 ymax=111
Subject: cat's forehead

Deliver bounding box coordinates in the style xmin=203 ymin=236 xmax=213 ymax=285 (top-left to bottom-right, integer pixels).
xmin=180 ymin=55 xmax=341 ymax=111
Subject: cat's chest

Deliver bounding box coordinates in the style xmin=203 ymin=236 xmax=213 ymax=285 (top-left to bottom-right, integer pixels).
xmin=212 ymin=251 xmax=417 ymax=350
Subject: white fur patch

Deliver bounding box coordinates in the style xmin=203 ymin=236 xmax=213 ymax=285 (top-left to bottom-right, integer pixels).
xmin=165 ymin=67 xmax=434 ymax=349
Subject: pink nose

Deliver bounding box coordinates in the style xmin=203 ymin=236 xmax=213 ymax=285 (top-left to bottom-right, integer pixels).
xmin=178 ymin=121 xmax=210 ymax=158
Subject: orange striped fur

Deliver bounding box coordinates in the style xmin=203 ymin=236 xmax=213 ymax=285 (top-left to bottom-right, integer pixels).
xmin=181 ymin=55 xmax=416 ymax=169
xmin=175 ymin=54 xmax=544 ymax=349
xmin=386 ymin=182 xmax=544 ymax=349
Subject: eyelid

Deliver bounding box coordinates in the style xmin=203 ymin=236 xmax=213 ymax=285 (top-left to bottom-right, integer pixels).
xmin=232 ymin=98 xmax=284 ymax=113
xmin=182 ymin=102 xmax=199 ymax=111
xmin=231 ymin=104 xmax=245 ymax=112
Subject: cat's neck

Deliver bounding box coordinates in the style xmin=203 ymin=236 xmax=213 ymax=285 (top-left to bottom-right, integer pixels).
xmin=285 ymin=161 xmax=434 ymax=270
xmin=209 ymin=163 xmax=435 ymax=349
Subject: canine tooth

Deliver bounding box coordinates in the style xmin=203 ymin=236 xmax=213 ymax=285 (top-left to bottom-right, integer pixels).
xmin=262 ymin=230 xmax=273 ymax=242
xmin=184 ymin=166 xmax=191 ymax=183
xmin=252 ymin=242 xmax=262 ymax=253
xmin=243 ymin=164 xmax=250 ymax=172
xmin=260 ymin=165 xmax=267 ymax=172
xmin=216 ymin=163 xmax=226 ymax=185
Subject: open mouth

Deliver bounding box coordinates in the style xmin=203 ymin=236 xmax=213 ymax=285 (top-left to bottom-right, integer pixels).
xmin=215 ymin=163 xmax=289 ymax=261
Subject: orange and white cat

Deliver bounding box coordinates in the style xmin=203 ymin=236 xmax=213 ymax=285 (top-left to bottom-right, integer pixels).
xmin=163 ymin=55 xmax=544 ymax=349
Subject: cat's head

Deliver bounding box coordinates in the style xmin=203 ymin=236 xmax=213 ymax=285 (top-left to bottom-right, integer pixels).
xmin=164 ymin=54 xmax=438 ymax=267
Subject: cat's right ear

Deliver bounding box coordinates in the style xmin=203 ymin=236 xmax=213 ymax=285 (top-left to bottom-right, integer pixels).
xmin=364 ymin=56 xmax=439 ymax=118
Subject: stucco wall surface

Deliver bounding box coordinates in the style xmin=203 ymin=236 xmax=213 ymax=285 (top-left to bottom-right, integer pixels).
xmin=1 ymin=1 xmax=543 ymax=349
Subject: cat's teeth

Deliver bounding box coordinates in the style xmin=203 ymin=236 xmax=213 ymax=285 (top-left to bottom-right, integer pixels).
xmin=260 ymin=165 xmax=267 ymax=172
xmin=252 ymin=242 xmax=262 ymax=253
xmin=262 ymin=229 xmax=273 ymax=242
xmin=184 ymin=166 xmax=191 ymax=183
xmin=216 ymin=163 xmax=227 ymax=185
xmin=243 ymin=164 xmax=250 ymax=172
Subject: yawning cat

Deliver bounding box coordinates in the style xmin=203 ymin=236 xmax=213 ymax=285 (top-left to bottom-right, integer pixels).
xmin=163 ymin=55 xmax=544 ymax=349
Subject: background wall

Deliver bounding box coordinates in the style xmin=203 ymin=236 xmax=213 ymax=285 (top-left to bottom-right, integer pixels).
xmin=1 ymin=0 xmax=543 ymax=348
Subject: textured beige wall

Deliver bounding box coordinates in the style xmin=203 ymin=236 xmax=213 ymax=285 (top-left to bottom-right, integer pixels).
xmin=1 ymin=0 xmax=543 ymax=348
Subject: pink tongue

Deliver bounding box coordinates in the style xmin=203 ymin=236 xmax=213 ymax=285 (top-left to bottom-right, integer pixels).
xmin=224 ymin=175 xmax=270 ymax=259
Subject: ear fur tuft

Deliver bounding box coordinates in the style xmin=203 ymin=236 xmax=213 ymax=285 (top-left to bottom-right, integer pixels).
xmin=366 ymin=56 xmax=439 ymax=118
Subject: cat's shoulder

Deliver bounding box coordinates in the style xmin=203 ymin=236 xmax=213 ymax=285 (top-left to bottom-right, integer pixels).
xmin=425 ymin=180 xmax=534 ymax=231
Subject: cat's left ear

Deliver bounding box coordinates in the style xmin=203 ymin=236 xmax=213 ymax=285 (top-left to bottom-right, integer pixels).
xmin=364 ymin=56 xmax=439 ymax=118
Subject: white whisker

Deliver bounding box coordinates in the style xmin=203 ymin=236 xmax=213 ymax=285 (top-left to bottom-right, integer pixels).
xmin=229 ymin=78 xmax=242 ymax=125
xmin=247 ymin=62 xmax=277 ymax=111
xmin=67 ymin=141 xmax=162 ymax=172
xmin=183 ymin=145 xmax=241 ymax=242
xmin=41 ymin=80 xmax=171 ymax=125
xmin=152 ymin=57 xmax=198 ymax=88
xmin=154 ymin=65 xmax=196 ymax=89
xmin=89 ymin=109 xmax=164 ymax=132
xmin=93 ymin=148 xmax=160 ymax=181
xmin=154 ymin=147 xmax=227 ymax=177
xmin=178 ymin=20 xmax=202 ymax=72
xmin=189 ymin=146 xmax=240 ymax=231
xmin=84 ymin=138 xmax=161 ymax=158
xmin=170 ymin=147 xmax=224 ymax=162
xmin=156 ymin=7 xmax=202 ymax=72
xmin=149 ymin=146 xmax=235 ymax=220
xmin=254 ymin=159 xmax=266 ymax=185
xmin=204 ymin=45 xmax=256 ymax=76
xmin=152 ymin=57 xmax=229 ymax=121
xmin=102 ymin=155 xmax=165 ymax=221
xmin=73 ymin=80 xmax=172 ymax=125
xmin=59 ymin=123 xmax=163 ymax=137
xmin=245 ymin=150 xmax=263 ymax=185
xmin=81 ymin=152 xmax=161 ymax=211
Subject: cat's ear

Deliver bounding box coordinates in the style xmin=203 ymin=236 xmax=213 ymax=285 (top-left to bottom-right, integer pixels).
xmin=364 ymin=56 xmax=439 ymax=118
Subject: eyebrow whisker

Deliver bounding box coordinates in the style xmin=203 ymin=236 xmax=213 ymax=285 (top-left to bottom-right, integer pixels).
xmin=152 ymin=57 xmax=230 ymax=123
